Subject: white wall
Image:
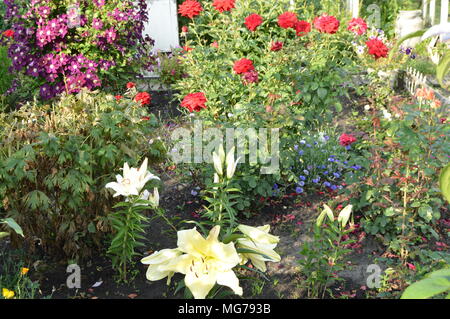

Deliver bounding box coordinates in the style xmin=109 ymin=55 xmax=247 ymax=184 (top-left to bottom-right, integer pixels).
xmin=144 ymin=0 xmax=180 ymax=52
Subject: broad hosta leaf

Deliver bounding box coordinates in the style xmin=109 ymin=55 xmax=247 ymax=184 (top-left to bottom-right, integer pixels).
xmin=440 ymin=163 xmax=450 ymax=203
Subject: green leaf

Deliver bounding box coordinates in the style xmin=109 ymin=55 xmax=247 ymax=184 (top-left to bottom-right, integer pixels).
xmin=1 ymin=218 xmax=24 ymax=237
xmin=401 ymin=275 xmax=450 ymax=299
xmin=436 ymin=52 xmax=450 ymax=89
xmin=440 ymin=163 xmax=450 ymax=203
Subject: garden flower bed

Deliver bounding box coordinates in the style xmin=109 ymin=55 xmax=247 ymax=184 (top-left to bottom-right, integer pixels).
xmin=0 ymin=0 xmax=449 ymax=302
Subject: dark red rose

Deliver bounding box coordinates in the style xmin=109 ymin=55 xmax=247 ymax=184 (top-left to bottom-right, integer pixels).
xmin=181 ymin=92 xmax=207 ymax=112
xmin=295 ymin=20 xmax=311 ymax=36
xmin=115 ymin=95 xmax=123 ymax=101
xmin=134 ymin=92 xmax=152 ymax=106
xmin=278 ymin=12 xmax=298 ymax=29
xmin=181 ymin=26 xmax=189 ymax=33
xmin=314 ymin=15 xmax=340 ymax=34
xmin=178 ymin=0 xmax=203 ymax=19
xmin=245 ymin=13 xmax=263 ymax=32
xmin=126 ymin=82 xmax=135 ymax=89
xmin=233 ymin=58 xmax=254 ymax=74
xmin=366 ymin=38 xmax=389 ymax=59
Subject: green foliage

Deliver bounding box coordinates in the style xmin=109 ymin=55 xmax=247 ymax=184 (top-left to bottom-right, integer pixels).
xmin=0 ymin=217 xmax=24 ymax=239
xmin=0 ymin=90 xmax=165 ymax=260
xmin=107 ymin=198 xmax=150 ymax=282
xmin=440 ymin=163 xmax=450 ymax=203
xmin=361 ymin=0 xmax=399 ymax=38
xmin=402 ymin=268 xmax=450 ymax=299
xmin=155 ymin=49 xmax=187 ymax=86
xmin=0 ymin=46 xmax=13 ymax=97
xmin=347 ymin=95 xmax=449 ymax=256
xmin=0 ymin=250 xmax=43 ymax=299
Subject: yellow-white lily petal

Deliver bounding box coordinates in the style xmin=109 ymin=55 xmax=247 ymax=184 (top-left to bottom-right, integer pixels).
xmin=238 ymin=224 xmax=280 ymax=245
xmin=177 ymin=228 xmax=209 ymax=258
xmin=216 ymin=270 xmax=243 ymax=296
xmin=141 ymin=249 xmax=182 ymax=283
xmin=185 ymin=267 xmax=217 ymax=299
xmin=212 ymin=152 xmax=223 ymax=176
xmin=337 ymin=205 xmax=353 ymax=228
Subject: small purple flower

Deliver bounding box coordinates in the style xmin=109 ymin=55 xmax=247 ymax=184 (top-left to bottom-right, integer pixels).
xmin=312 ymin=177 xmax=320 ymax=184
xmin=295 ymin=187 xmax=304 ymax=194
xmin=298 ymin=150 xmax=304 ymax=156
xmin=330 ymin=185 xmax=338 ymax=191
xmin=299 ymin=175 xmax=306 ymax=181
xmin=298 ymin=181 xmax=305 ymax=187
xmin=324 ymin=182 xmax=331 ymax=188
xmin=333 ymin=172 xmax=341 ymax=178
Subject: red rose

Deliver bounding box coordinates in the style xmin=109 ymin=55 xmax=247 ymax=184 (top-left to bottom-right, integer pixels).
xmin=141 ymin=116 xmax=150 ymax=121
xmin=126 ymin=82 xmax=135 ymax=89
xmin=245 ymin=13 xmax=263 ymax=32
xmin=278 ymin=12 xmax=298 ymax=29
xmin=440 ymin=118 xmax=446 ymax=124
xmin=2 ymin=29 xmax=14 ymax=38
xmin=295 ymin=20 xmax=311 ymax=36
xmin=183 ymin=46 xmax=193 ymax=52
xmin=178 ymin=0 xmax=203 ymax=19
xmin=270 ymin=41 xmax=283 ymax=51
xmin=134 ymin=92 xmax=152 ymax=106
xmin=339 ymin=133 xmax=357 ymax=147
xmin=366 ymin=38 xmax=389 ymax=59
xmin=347 ymin=18 xmax=368 ymax=35
xmin=181 ymin=92 xmax=207 ymax=112
xmin=181 ymin=26 xmax=189 ymax=33
xmin=115 ymin=95 xmax=123 ymax=101
xmin=233 ymin=58 xmax=254 ymax=74
xmin=211 ymin=41 xmax=219 ymax=49
xmin=212 ymin=0 xmax=235 ymax=13
xmin=314 ymin=15 xmax=340 ymax=34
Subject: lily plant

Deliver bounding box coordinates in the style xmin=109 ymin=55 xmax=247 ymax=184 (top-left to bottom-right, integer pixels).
xmin=105 ymin=158 xmax=162 ymax=281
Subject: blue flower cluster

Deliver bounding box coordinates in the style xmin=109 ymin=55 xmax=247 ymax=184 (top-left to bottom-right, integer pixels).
xmin=289 ymin=133 xmax=363 ymax=195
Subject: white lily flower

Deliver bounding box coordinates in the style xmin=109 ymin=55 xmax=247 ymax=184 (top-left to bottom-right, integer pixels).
xmin=105 ymin=158 xmax=160 ymax=198
xmin=140 ymin=188 xmax=160 ymax=207
xmin=141 ymin=248 xmax=183 ymax=285
xmin=160 ymin=226 xmax=243 ymax=299
xmin=236 ymin=225 xmax=281 ymax=272
xmin=226 ymin=147 xmax=240 ymax=179
xmin=337 ymin=205 xmax=353 ymax=229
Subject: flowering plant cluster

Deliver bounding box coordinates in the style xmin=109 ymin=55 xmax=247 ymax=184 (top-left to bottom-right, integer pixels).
xmin=285 ymin=132 xmax=362 ymax=196
xmin=141 ymin=223 xmax=280 ymax=299
xmin=3 ymin=0 xmax=154 ymax=100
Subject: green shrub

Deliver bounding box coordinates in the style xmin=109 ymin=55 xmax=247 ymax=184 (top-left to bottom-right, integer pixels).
xmin=0 ymin=90 xmax=166 ymax=260
xmin=0 ymin=46 xmax=13 ymax=96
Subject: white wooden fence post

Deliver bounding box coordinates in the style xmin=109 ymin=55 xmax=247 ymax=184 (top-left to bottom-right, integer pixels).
xmin=441 ymin=0 xmax=449 ymax=24
xmin=423 ymin=0 xmax=428 ymax=22
xmin=430 ymin=0 xmax=436 ymax=25
xmin=352 ymin=0 xmax=359 ymax=18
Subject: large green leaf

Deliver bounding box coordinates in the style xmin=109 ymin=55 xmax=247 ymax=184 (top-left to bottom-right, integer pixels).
xmin=440 ymin=163 xmax=450 ymax=203
xmin=0 ymin=218 xmax=24 ymax=237
xmin=436 ymin=52 xmax=450 ymax=88
xmin=401 ymin=269 xmax=450 ymax=299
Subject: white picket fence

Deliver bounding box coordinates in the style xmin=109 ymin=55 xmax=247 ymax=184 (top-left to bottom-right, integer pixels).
xmin=404 ymin=67 xmax=428 ymax=95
